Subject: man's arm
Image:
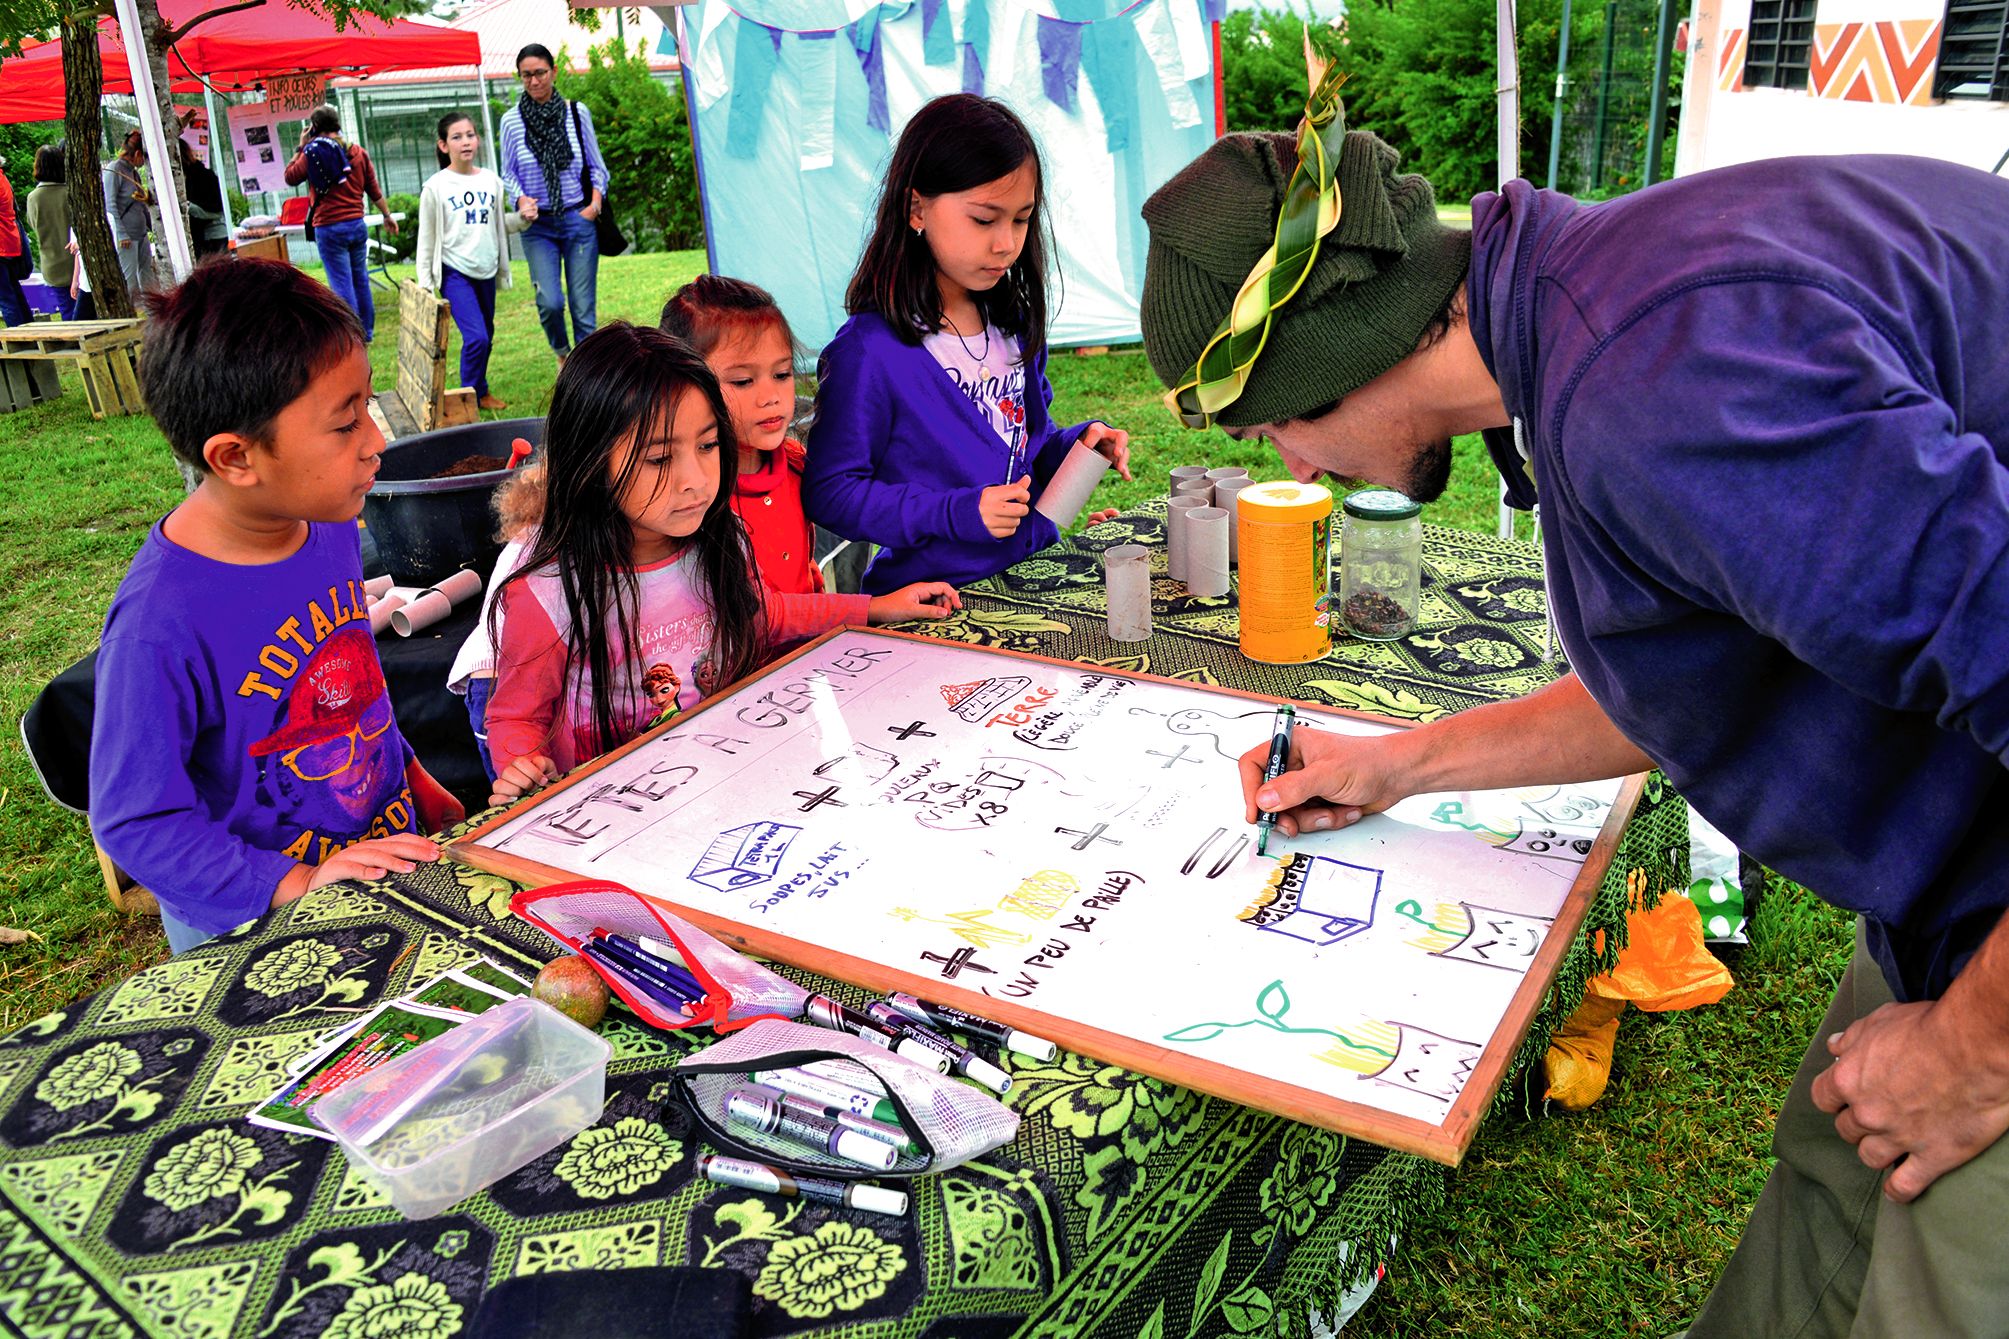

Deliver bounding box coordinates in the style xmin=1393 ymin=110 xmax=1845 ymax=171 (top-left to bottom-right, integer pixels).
xmin=1240 ymin=672 xmax=1652 ymax=834
xmin=1814 ymin=911 xmax=2009 ymax=1201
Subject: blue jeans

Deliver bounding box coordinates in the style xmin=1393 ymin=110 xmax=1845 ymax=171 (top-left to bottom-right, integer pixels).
xmin=441 ymin=267 xmax=497 ymax=397
xmin=465 ymin=674 xmax=498 ymax=782
xmin=520 ymin=208 xmax=597 ymax=355
xmin=0 ymin=262 xmax=30 ymax=326
xmin=52 ymin=289 xmax=75 ymax=320
xmin=159 ymin=907 xmax=216 ymax=954
xmin=314 ymin=218 xmax=375 ymax=340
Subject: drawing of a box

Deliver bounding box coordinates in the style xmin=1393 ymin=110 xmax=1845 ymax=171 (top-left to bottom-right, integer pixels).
xmin=690 ymin=822 xmax=802 ymax=892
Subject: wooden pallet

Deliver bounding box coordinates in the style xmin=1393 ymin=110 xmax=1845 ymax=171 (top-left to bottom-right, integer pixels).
xmin=232 ymin=234 xmax=288 ymax=263
xmin=395 ymin=280 xmax=476 ymax=434
xmin=0 ymin=318 xmax=146 ymax=419
xmin=93 ymin=838 xmax=160 ymax=918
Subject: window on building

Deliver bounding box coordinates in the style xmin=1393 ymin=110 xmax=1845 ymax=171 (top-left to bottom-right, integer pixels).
xmin=1742 ymin=0 xmax=1818 ymax=90
xmin=1934 ymin=1 xmax=2009 ymax=100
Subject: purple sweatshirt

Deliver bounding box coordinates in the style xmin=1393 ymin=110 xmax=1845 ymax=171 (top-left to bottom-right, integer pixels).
xmin=1467 ymin=156 xmax=2009 ymax=1003
xmin=91 ymin=521 xmax=420 ymax=935
xmin=804 ymin=312 xmax=1092 ymax=594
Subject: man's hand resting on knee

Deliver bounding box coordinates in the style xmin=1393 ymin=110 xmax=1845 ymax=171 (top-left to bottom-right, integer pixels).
xmin=1813 ymin=935 xmax=2009 ymax=1203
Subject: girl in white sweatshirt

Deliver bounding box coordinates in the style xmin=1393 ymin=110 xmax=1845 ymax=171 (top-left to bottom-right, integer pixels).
xmin=416 ymin=112 xmax=517 ymax=411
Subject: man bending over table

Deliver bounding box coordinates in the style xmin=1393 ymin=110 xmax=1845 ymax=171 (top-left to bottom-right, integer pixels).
xmin=1137 ymin=78 xmax=2009 ymax=1339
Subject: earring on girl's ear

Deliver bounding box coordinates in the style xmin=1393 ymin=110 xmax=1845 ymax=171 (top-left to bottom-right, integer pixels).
xmin=913 ymin=225 xmax=923 ymax=237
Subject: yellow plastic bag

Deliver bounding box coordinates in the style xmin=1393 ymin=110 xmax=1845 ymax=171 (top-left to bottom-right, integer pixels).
xmin=1544 ymin=890 xmax=1734 ymax=1111
xmin=1586 ymin=889 xmax=1734 ymax=1013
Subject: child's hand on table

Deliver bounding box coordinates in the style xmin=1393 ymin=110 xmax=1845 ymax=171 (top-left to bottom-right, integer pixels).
xmin=490 ymin=754 xmax=558 ymax=809
xmin=980 ymin=475 xmax=1032 ymax=538
xmin=869 ymin=583 xmax=962 ymax=623
xmin=271 ymin=834 xmax=444 ymax=905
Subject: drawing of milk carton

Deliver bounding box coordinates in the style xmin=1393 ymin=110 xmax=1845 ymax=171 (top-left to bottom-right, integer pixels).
xmin=814 ymin=743 xmax=899 ymax=786
xmin=1434 ymin=904 xmax=1553 ymax=972
xmin=690 ymin=822 xmax=802 ymax=892
xmin=1238 ymin=854 xmax=1382 ymax=947
xmin=938 ymin=675 xmax=1032 ymax=724
xmin=1370 ymin=1024 xmax=1481 ymax=1105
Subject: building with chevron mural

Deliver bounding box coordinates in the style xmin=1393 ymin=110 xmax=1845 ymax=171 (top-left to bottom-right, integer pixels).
xmin=1677 ymin=0 xmax=2006 ymax=174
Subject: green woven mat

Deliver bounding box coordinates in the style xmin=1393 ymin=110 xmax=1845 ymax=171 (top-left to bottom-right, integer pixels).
xmin=0 ymin=511 xmax=1687 ymax=1338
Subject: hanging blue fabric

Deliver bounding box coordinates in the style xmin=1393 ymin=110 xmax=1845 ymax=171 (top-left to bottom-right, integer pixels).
xmin=847 ymin=8 xmax=890 ymax=133
xmin=1037 ymin=17 xmax=1083 ymax=113
xmin=1079 ymin=19 xmax=1137 ymax=153
xmin=726 ymin=20 xmax=785 ymax=160
xmin=922 ymin=0 xmax=956 ymax=66
xmin=960 ymin=0 xmax=990 ymax=95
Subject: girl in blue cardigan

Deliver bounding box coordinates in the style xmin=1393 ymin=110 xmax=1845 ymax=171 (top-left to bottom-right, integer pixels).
xmin=804 ymin=94 xmax=1132 ymax=595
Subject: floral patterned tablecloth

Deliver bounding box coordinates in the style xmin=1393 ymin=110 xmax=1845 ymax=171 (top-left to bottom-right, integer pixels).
xmin=0 ymin=510 xmax=1687 ymax=1339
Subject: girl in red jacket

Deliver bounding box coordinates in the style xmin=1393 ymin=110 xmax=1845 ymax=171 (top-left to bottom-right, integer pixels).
xmin=659 ymin=274 xmax=827 ymax=594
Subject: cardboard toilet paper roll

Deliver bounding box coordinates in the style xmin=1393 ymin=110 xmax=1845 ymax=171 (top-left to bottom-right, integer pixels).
xmin=1168 ymin=465 xmax=1207 ymax=501
xmin=389 ymin=568 xmax=485 ymax=637
xmin=1166 ymin=495 xmax=1209 ymax=585
xmin=367 ymin=594 xmax=406 ymax=636
xmin=1213 ymin=476 xmax=1257 ymax=564
xmin=1186 ymin=507 xmax=1231 ymax=597
xmin=1103 ymin=544 xmax=1152 ymax=642
xmin=363 ymin=574 xmax=396 ymax=599
xmin=1205 ymin=466 xmax=1249 ymax=484
xmin=1172 ymin=477 xmax=1215 ymax=499
xmin=1033 ymin=441 xmax=1113 ymax=526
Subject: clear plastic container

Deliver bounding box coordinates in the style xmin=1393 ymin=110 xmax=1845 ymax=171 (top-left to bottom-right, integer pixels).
xmin=312 ymin=996 xmax=609 ymax=1220
xmin=1339 ymin=488 xmax=1422 ymax=641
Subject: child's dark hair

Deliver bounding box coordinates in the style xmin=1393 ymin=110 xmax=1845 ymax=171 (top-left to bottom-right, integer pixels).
xmin=308 ymin=105 xmax=342 ymax=137
xmin=138 ymin=259 xmax=365 ymax=472
xmin=659 ymin=274 xmax=795 ymax=360
xmin=33 ymin=143 xmax=63 ymax=184
xmin=845 ymin=93 xmax=1053 ymax=367
xmin=489 ymin=323 xmax=764 ymax=758
xmin=435 ymin=112 xmax=475 ymax=169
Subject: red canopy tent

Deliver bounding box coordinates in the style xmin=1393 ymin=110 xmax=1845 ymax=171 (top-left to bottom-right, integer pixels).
xmin=0 ymin=0 xmax=479 ymax=123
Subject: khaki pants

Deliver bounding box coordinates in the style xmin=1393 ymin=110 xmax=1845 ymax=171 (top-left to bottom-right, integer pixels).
xmin=1682 ymin=924 xmax=2009 ymax=1339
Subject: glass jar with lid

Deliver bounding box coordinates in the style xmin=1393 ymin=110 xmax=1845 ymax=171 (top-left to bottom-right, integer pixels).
xmin=1339 ymin=488 xmax=1422 ymax=641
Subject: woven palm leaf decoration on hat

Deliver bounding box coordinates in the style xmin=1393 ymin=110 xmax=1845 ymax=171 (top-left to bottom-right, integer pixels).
xmin=1165 ymin=57 xmax=1350 ymax=430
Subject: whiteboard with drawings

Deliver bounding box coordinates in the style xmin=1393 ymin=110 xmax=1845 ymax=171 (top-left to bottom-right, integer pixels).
xmin=455 ymin=628 xmax=1641 ymax=1164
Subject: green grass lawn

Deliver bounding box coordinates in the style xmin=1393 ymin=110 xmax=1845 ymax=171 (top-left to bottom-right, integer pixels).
xmin=0 ymin=249 xmax=1852 ymax=1338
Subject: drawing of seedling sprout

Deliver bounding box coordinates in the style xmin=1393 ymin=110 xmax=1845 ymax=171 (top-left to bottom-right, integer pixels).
xmin=1162 ymin=980 xmax=1396 ymax=1068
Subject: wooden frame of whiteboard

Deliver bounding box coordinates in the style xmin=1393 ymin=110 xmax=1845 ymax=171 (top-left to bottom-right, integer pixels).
xmin=454 ymin=626 xmax=1644 ymax=1166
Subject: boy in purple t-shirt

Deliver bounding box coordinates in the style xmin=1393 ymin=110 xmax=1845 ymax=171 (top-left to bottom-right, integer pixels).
xmin=91 ymin=260 xmax=464 ymax=952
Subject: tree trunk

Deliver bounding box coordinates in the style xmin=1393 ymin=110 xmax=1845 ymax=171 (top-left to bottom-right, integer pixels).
xmin=137 ymin=0 xmax=191 ymax=277
xmin=62 ymin=8 xmax=134 ymax=320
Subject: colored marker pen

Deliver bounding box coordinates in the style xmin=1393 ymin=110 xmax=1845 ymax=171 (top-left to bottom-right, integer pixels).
xmin=725 ymin=1088 xmax=899 ymax=1170
xmin=864 ymin=1002 xmax=1013 ymax=1095
xmin=698 ymin=1154 xmax=908 ymax=1217
xmin=579 ymin=942 xmax=697 ymax=1017
xmin=753 ymin=1067 xmax=903 ymax=1126
xmin=742 ymin=1082 xmax=916 ymax=1156
xmin=803 ymin=995 xmax=950 ymax=1074
xmin=598 ymin=932 xmax=705 ymax=998
xmin=1254 ymin=704 xmax=1297 ymax=856
xmin=885 ymin=992 xmax=1058 ymax=1062
xmin=587 ymin=935 xmax=708 ymax=1007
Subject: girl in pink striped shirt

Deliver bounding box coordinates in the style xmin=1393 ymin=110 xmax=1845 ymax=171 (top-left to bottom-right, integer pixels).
xmin=484 ymin=323 xmax=957 ymax=807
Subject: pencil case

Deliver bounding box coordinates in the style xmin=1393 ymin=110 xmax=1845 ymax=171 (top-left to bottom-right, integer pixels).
xmin=510 ymin=880 xmax=808 ymax=1033
xmin=675 ymin=1018 xmax=1020 ymax=1179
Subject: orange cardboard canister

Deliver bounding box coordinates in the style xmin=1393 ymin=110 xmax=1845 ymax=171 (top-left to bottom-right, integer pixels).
xmin=1236 ymin=481 xmax=1334 ymax=663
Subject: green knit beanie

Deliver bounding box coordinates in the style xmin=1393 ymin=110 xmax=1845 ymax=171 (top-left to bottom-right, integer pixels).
xmin=1139 ymin=129 xmax=1471 ymax=428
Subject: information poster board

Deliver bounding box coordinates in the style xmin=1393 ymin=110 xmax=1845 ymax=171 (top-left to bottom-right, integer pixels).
xmin=456 ymin=629 xmax=1640 ymax=1164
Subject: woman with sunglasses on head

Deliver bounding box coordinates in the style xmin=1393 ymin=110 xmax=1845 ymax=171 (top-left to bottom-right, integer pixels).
xmin=496 ymin=43 xmax=609 ymax=371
